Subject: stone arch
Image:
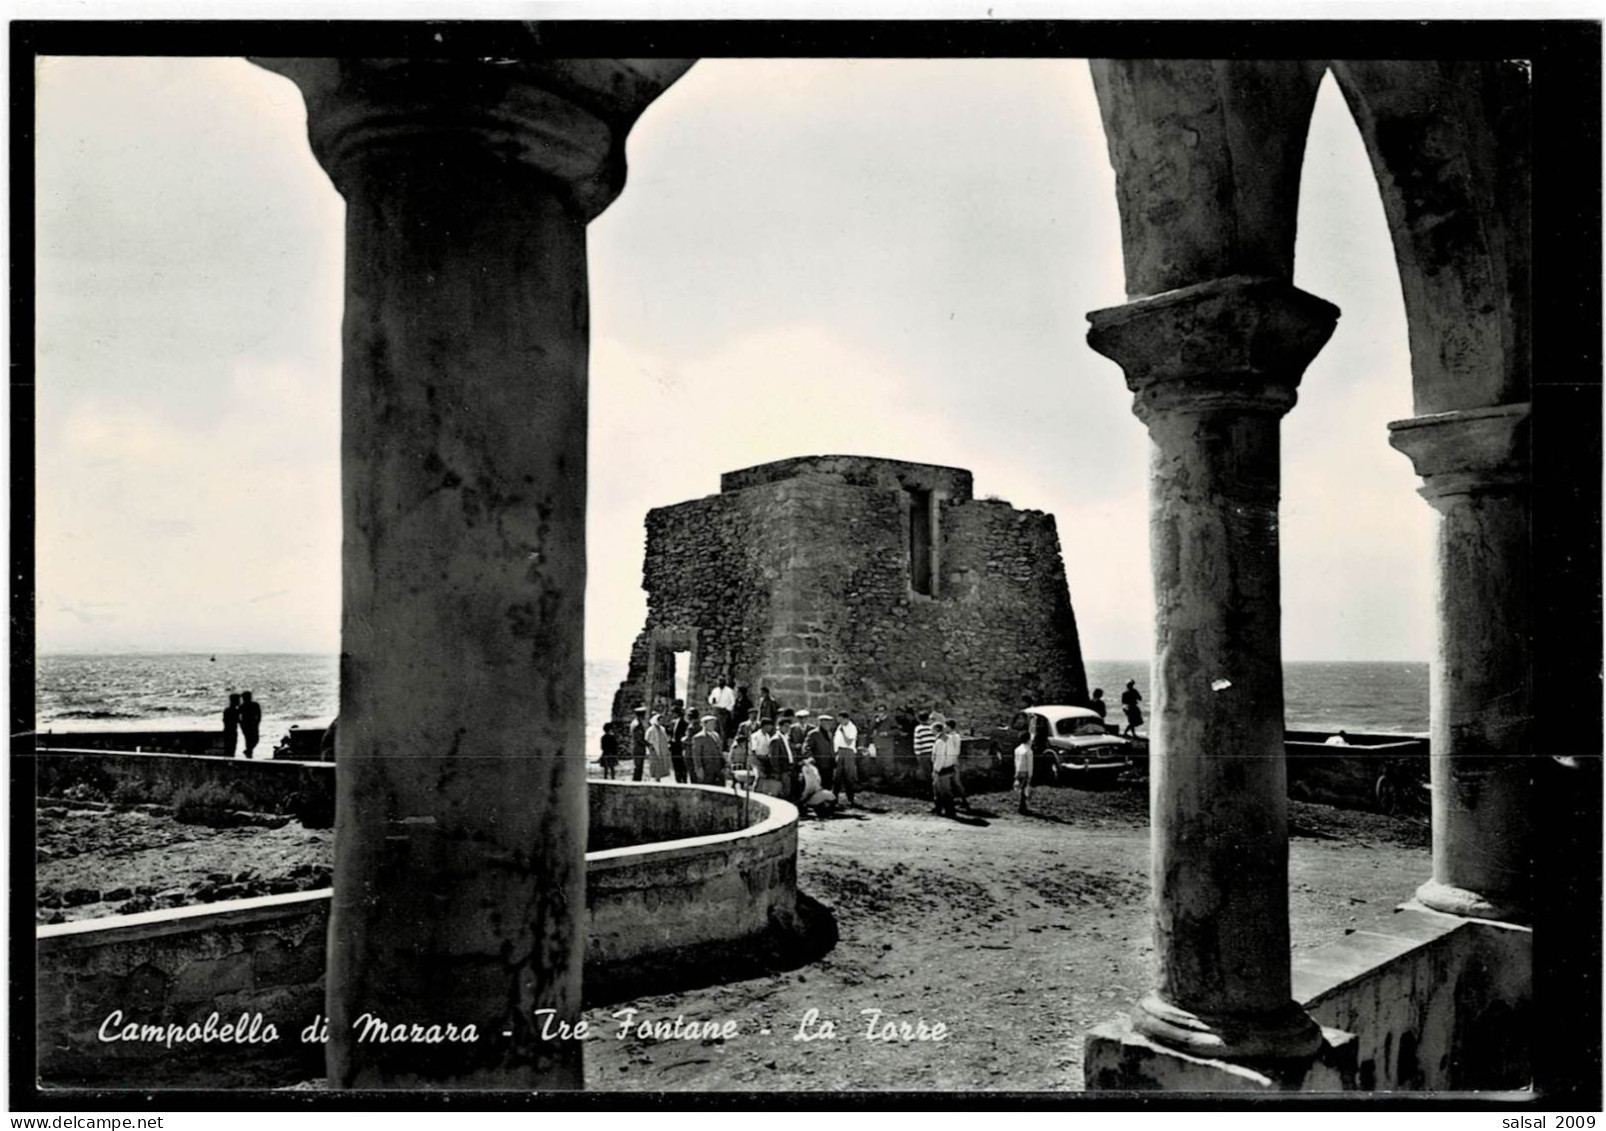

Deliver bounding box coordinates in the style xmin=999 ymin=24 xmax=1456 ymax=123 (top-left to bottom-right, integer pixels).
xmin=1089 ymin=59 xmax=1330 ymax=298
xmin=1330 ymin=60 xmax=1531 ymax=415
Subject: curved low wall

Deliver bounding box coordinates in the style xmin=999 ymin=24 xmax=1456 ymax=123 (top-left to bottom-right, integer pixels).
xmin=586 ymin=782 xmax=799 ymax=968
xmin=36 ymin=779 xmax=799 ymax=1087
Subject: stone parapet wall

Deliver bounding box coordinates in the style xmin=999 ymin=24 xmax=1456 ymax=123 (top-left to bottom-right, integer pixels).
xmin=721 ymin=454 xmax=973 ymax=501
xmin=37 ymin=782 xmax=800 ymax=1089
xmin=1293 ymin=905 xmax=1531 ymax=1090
xmin=36 ymin=891 xmax=331 ymax=1088
xmin=34 ymin=747 xmax=334 ymax=817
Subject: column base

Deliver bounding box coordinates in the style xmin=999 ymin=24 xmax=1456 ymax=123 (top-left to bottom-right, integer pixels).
xmin=1413 ymin=879 xmax=1529 ymax=925
xmin=1134 ymin=994 xmax=1324 ymax=1061
xmin=1086 ymin=1015 xmax=1357 ymax=1091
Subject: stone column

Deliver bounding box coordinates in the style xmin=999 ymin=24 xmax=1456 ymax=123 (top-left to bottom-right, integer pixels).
xmin=1087 ymin=275 xmax=1339 ymax=1060
xmin=252 ymin=57 xmax=691 ymax=1089
xmin=1388 ymin=403 xmax=1532 ymax=923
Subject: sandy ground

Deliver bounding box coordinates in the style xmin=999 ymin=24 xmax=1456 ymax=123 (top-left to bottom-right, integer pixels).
xmin=579 ymin=784 xmax=1429 ymax=1093
xmin=35 ymin=781 xmax=1429 ymax=1092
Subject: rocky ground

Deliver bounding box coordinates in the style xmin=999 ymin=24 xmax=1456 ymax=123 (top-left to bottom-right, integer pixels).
xmin=35 ymin=799 xmax=331 ymax=922
xmin=578 ymin=783 xmax=1429 ymax=1092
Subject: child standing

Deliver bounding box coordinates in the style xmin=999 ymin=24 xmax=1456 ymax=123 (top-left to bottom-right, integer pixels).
xmin=599 ymin=722 xmax=620 ymax=780
xmin=1013 ymin=735 xmax=1033 ymax=815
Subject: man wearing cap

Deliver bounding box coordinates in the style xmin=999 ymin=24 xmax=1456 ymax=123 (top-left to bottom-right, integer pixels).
xmin=629 ymin=707 xmax=648 ymax=782
xmin=930 ymin=713 xmax=963 ymax=817
xmin=749 ymin=717 xmax=779 ymax=795
xmin=770 ymin=715 xmax=797 ymax=800
xmin=833 ymin=710 xmax=860 ymax=807
xmin=805 ymin=714 xmax=837 ymax=793
xmin=690 ymin=714 xmax=727 ymax=786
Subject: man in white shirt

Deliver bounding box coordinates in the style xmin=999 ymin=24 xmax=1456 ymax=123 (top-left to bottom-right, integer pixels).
xmin=833 ymin=710 xmax=860 ymax=807
xmin=930 ymin=714 xmax=963 ymax=817
xmin=709 ymin=680 xmax=737 ymax=743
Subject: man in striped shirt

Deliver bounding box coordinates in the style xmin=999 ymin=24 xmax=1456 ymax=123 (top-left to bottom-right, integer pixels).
xmin=913 ymin=711 xmax=937 ymax=810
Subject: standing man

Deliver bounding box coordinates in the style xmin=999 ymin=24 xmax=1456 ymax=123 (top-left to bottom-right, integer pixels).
xmin=833 ymin=710 xmax=860 ymax=807
xmin=757 ymin=686 xmax=779 ymax=724
xmin=806 ymin=714 xmax=837 ymax=793
xmin=690 ymin=714 xmax=727 ymax=785
xmin=600 ymin=722 xmax=620 ymax=780
xmin=930 ymin=713 xmax=963 ymax=817
xmin=732 ymin=686 xmax=754 ymax=734
xmin=669 ymin=702 xmax=691 ymax=784
xmin=711 ymin=679 xmax=738 ymax=745
xmin=222 ymin=693 xmax=242 ymax=759
xmin=630 ymin=707 xmax=648 ymax=781
xmin=239 ymin=691 xmax=262 ymax=760
xmin=913 ymin=711 xmax=937 ymax=796
xmin=1013 ymin=727 xmax=1034 ymax=815
xmin=770 ymin=716 xmax=797 ymax=801
xmin=752 ymin=716 xmax=781 ymax=796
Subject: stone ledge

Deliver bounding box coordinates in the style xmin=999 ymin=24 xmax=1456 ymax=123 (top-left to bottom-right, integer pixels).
xmin=1085 ymin=1016 xmax=1358 ymax=1092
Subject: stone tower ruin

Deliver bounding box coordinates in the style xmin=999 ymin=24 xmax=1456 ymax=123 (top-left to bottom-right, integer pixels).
xmin=610 ymin=455 xmax=1089 ymax=729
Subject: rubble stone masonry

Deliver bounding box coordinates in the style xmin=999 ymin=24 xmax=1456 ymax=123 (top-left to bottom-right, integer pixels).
xmin=611 ymin=456 xmax=1088 ymax=731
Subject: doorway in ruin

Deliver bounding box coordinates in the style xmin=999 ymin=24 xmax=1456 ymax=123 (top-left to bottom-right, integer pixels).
xmin=642 ymin=627 xmax=700 ymax=715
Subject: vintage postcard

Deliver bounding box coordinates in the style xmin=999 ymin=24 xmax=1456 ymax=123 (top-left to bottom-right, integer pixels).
xmin=13 ymin=15 xmax=1601 ymax=1111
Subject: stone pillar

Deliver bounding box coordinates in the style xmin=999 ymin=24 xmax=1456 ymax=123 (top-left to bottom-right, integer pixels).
xmin=1087 ymin=275 xmax=1339 ymax=1061
xmin=1388 ymin=403 xmax=1532 ymax=923
xmin=252 ymin=57 xmax=691 ymax=1089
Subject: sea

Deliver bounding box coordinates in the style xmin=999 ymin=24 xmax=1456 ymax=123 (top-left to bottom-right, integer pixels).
xmin=32 ymin=654 xmax=1431 ymax=755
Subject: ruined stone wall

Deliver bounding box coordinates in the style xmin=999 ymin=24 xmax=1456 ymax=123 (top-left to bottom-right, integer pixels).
xmin=611 ymin=458 xmax=1087 ymax=734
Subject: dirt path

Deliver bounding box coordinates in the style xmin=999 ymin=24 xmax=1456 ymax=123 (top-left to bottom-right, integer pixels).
xmin=581 ymin=786 xmax=1429 ymax=1092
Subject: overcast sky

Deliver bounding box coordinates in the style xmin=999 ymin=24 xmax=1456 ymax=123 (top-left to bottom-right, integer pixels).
xmin=34 ymin=55 xmax=1432 ymax=661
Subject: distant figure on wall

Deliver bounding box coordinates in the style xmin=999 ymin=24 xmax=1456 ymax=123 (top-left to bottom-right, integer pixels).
xmin=1090 ymin=688 xmax=1108 ymax=722
xmin=1120 ymin=681 xmax=1143 ymax=739
xmin=240 ymin=691 xmax=262 ymax=759
xmin=222 ymin=693 xmax=242 ymax=758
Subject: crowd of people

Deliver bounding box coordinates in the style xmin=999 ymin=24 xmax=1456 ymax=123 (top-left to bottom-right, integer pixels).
xmin=601 ymin=677 xmax=1147 ymax=820
xmin=601 ymin=683 xmax=881 ymax=818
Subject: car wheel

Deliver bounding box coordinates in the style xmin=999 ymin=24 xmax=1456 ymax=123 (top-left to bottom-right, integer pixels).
xmin=1375 ymin=775 xmax=1400 ymax=816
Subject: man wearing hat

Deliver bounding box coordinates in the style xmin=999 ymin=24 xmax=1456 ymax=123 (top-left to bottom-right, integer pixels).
xmin=805 ymin=714 xmax=837 ymax=793
xmin=690 ymin=714 xmax=727 ymax=786
xmin=750 ymin=716 xmax=781 ymax=795
xmin=774 ymin=712 xmax=799 ymax=800
xmin=629 ymin=707 xmax=648 ymax=782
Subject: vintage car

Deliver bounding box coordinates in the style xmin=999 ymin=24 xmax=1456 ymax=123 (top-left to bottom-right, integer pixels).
xmin=993 ymin=705 xmax=1133 ymax=785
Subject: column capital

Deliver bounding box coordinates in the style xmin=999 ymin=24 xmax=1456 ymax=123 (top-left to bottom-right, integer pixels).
xmin=250 ymin=57 xmax=694 ymax=219
xmin=1387 ymin=402 xmax=1531 ymax=501
xmin=1086 ymin=275 xmax=1340 ymax=423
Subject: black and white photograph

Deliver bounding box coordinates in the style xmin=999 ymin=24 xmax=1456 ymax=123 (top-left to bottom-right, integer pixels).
xmin=11 ymin=12 xmax=1602 ymax=1111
